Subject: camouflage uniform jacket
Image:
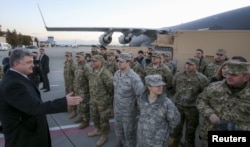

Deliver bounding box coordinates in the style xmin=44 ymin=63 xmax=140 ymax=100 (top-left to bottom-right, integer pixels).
xmin=88 ymin=66 xmax=114 ymax=102
xmin=113 ymin=68 xmax=145 ymax=116
xmin=137 ymin=90 xmax=180 ymax=146
xmin=196 ymin=80 xmax=250 ymax=139
xmin=144 ymin=63 xmax=173 ymax=90
xmin=197 ymin=57 xmax=207 ymax=74
xmin=105 ymin=60 xmax=118 ymax=75
xmin=130 ymin=61 xmax=145 ymax=81
xmin=64 ymin=60 xmax=75 ymax=93
xmin=73 ymin=61 xmax=91 ymax=99
xmin=163 ymin=61 xmax=174 ymax=75
xmin=173 ymin=71 xmax=209 ymax=107
xmin=204 ymin=60 xmax=226 ymax=79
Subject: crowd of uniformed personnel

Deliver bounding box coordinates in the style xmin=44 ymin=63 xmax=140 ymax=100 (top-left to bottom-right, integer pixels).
xmin=1 ymin=45 xmax=249 ymax=147
xmin=60 ymin=45 xmax=250 ymax=147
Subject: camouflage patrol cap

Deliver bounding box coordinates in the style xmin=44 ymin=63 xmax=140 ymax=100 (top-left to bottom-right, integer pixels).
xmin=90 ymin=55 xmax=105 ymax=62
xmin=91 ymin=46 xmax=99 ymax=52
xmin=75 ymin=52 xmax=85 ymax=57
xmin=226 ymin=61 xmax=250 ymax=74
xmin=106 ymin=51 xmax=115 ymax=56
xmin=117 ymin=53 xmax=132 ymax=62
xmin=65 ymin=52 xmax=72 ymax=56
xmin=145 ymin=74 xmax=166 ymax=86
xmin=186 ymin=57 xmax=199 ymax=65
xmin=152 ymin=53 xmax=162 ymax=58
xmin=216 ymin=49 xmax=226 ymax=55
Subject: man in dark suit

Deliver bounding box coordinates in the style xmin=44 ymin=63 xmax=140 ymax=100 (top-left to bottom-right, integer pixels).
xmin=39 ymin=48 xmax=50 ymax=92
xmin=0 ymin=49 xmax=83 ymax=147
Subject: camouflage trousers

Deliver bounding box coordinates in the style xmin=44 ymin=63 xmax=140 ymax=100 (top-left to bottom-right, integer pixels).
xmin=91 ymin=99 xmax=110 ymax=134
xmin=171 ymin=105 xmax=199 ymax=147
xmin=77 ymin=100 xmax=90 ymax=122
xmin=138 ymin=140 xmax=168 ymax=147
xmin=115 ymin=114 xmax=137 ymax=147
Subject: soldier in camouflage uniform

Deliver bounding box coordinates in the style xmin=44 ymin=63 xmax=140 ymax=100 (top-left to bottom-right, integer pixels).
xmin=162 ymin=52 xmax=177 ymax=75
xmin=194 ymin=49 xmax=208 ymax=74
xmin=113 ymin=53 xmax=145 ymax=147
xmin=87 ymin=55 xmax=114 ymax=146
xmin=170 ymin=57 xmax=209 ymax=147
xmin=105 ymin=50 xmax=118 ymax=75
xmin=204 ymin=49 xmax=228 ymax=79
xmin=197 ymin=61 xmax=250 ymax=147
xmin=137 ymin=74 xmax=180 ymax=147
xmin=99 ymin=45 xmax=108 ymax=61
xmin=128 ymin=52 xmax=145 ymax=81
xmin=73 ymin=52 xmax=91 ymax=129
xmin=63 ymin=52 xmax=76 ymax=118
xmin=144 ymin=52 xmax=173 ymax=93
xmin=141 ymin=47 xmax=155 ymax=69
xmin=91 ymin=45 xmax=99 ymax=56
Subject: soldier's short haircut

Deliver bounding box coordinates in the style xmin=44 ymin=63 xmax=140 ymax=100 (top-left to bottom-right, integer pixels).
xmin=196 ymin=48 xmax=204 ymax=54
xmin=10 ymin=49 xmax=33 ymax=67
xmin=116 ymin=50 xmax=121 ymax=54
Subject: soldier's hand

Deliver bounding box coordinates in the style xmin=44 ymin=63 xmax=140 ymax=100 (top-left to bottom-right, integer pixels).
xmin=209 ymin=113 xmax=220 ymax=124
xmin=66 ymin=92 xmax=83 ymax=106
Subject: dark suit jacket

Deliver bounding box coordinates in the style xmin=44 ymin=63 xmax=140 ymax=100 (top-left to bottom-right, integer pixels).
xmin=0 ymin=70 xmax=67 ymax=147
xmin=40 ymin=54 xmax=50 ymax=74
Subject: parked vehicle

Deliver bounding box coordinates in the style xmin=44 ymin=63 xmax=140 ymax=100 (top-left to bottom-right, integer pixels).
xmin=0 ymin=42 xmax=11 ymax=51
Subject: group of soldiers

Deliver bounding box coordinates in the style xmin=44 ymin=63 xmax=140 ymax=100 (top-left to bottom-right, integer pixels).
xmin=62 ymin=45 xmax=250 ymax=147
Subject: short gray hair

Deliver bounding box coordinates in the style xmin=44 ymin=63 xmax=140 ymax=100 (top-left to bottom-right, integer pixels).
xmin=10 ymin=49 xmax=33 ymax=67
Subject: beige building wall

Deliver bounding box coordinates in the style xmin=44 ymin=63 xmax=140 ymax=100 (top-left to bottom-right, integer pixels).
xmin=171 ymin=30 xmax=250 ymax=72
xmin=0 ymin=37 xmax=6 ymax=43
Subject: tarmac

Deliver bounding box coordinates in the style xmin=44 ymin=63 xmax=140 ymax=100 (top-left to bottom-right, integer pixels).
xmin=0 ymin=47 xmax=201 ymax=147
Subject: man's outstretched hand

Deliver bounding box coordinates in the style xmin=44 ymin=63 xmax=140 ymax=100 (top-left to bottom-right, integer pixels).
xmin=66 ymin=92 xmax=83 ymax=105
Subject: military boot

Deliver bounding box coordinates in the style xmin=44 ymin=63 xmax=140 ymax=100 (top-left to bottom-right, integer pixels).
xmin=74 ymin=116 xmax=83 ymax=123
xmin=78 ymin=121 xmax=89 ymax=129
xmin=87 ymin=128 xmax=102 ymax=137
xmin=68 ymin=110 xmax=77 ymax=119
xmin=96 ymin=134 xmax=108 ymax=146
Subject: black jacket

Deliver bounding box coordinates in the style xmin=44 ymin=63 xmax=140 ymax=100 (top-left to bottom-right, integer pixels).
xmin=39 ymin=54 xmax=50 ymax=74
xmin=0 ymin=70 xmax=67 ymax=147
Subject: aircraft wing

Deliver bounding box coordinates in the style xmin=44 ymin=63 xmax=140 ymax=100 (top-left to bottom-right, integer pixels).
xmin=45 ymin=27 xmax=167 ymax=37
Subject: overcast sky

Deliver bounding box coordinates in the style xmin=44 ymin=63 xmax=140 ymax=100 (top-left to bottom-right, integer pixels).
xmin=1 ymin=0 xmax=249 ymax=44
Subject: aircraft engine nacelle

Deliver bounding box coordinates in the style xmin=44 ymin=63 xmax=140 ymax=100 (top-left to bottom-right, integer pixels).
xmin=99 ymin=33 xmax=112 ymax=46
xmin=118 ymin=34 xmax=133 ymax=44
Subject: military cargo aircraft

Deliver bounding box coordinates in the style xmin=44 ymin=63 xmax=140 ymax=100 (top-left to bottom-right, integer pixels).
xmin=39 ymin=5 xmax=250 ymax=47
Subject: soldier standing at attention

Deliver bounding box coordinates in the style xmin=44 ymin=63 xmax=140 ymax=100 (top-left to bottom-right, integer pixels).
xmin=144 ymin=52 xmax=173 ymax=93
xmin=113 ymin=53 xmax=145 ymax=147
xmin=162 ymin=52 xmax=176 ymax=75
xmin=197 ymin=61 xmax=250 ymax=147
xmin=137 ymin=74 xmax=180 ymax=147
xmin=204 ymin=49 xmax=228 ymax=79
xmin=87 ymin=55 xmax=114 ymax=146
xmin=128 ymin=52 xmax=145 ymax=81
xmin=99 ymin=45 xmax=108 ymax=61
xmin=194 ymin=49 xmax=207 ymax=74
xmin=73 ymin=52 xmax=91 ymax=129
xmin=106 ymin=50 xmax=118 ymax=75
xmin=169 ymin=57 xmax=209 ymax=147
xmin=91 ymin=45 xmax=99 ymax=56
xmin=63 ymin=52 xmax=76 ymax=118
